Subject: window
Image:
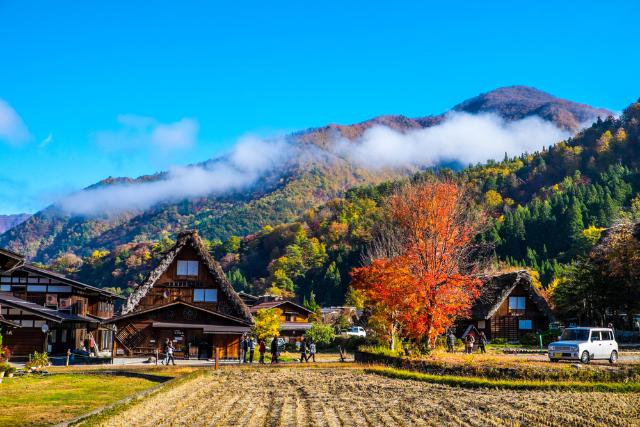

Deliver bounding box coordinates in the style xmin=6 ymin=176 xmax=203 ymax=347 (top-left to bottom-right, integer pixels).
xmin=518 ymin=319 xmax=532 ymax=330
xmin=20 ymin=319 xmax=34 ymax=327
xmin=34 ymin=320 xmax=46 ymax=328
xmin=48 ymin=285 xmax=72 ymax=293
xmin=177 ymin=260 xmax=199 ymax=277
xmin=591 ymin=331 xmax=602 ymax=341
xmin=1 ymin=277 xmax=10 ymax=283
xmin=27 ymin=285 xmax=47 ymax=293
xmin=0 ymin=285 xmax=10 ymax=291
xmin=477 ymin=320 xmax=486 ymax=329
xmin=509 ymin=296 xmax=526 ymax=312
xmin=602 ymin=331 xmax=613 ymax=341
xmin=193 ymin=288 xmax=217 ymax=302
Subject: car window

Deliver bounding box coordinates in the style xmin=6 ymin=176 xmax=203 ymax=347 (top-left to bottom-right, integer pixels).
xmin=591 ymin=331 xmax=601 ymax=341
xmin=602 ymin=331 xmax=613 ymax=341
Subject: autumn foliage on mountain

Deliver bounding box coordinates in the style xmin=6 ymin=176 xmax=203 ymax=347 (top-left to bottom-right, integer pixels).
xmin=351 ymin=180 xmax=487 ymax=348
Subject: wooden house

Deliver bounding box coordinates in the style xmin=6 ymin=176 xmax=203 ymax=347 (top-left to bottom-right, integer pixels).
xmin=460 ymin=270 xmax=555 ymax=342
xmin=0 ymin=249 xmax=121 ymax=357
xmin=107 ymin=231 xmax=253 ymax=359
xmin=248 ymin=297 xmax=313 ymax=342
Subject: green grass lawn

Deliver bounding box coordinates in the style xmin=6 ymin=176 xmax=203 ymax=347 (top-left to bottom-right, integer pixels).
xmin=0 ymin=372 xmax=165 ymax=426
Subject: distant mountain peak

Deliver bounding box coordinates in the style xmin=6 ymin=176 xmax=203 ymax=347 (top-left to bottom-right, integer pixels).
xmin=453 ymin=85 xmax=612 ymax=131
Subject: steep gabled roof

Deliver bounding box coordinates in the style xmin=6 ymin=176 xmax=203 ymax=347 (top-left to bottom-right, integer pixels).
xmin=471 ymin=270 xmax=555 ymax=322
xmin=248 ymin=299 xmax=314 ymax=315
xmin=122 ymin=230 xmax=253 ymax=323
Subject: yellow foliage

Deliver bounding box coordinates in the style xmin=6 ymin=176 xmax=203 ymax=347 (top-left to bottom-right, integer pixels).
xmin=504 ymin=198 xmax=515 ymax=207
xmin=253 ymin=308 xmax=282 ymax=340
xmin=596 ymin=130 xmax=612 ymax=153
xmin=582 ymin=225 xmax=605 ymax=245
xmin=615 ymin=127 xmax=627 ymax=143
xmin=484 ymin=190 xmax=503 ymax=209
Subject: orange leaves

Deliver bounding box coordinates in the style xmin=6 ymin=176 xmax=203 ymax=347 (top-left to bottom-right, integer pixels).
xmin=351 ymin=180 xmax=486 ymax=347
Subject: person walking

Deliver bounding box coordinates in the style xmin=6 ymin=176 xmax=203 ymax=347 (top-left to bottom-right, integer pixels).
xmin=465 ymin=333 xmax=475 ymax=354
xmin=270 ymin=337 xmax=279 ymax=364
xmin=299 ymin=338 xmax=308 ymax=362
xmin=242 ymin=335 xmax=250 ymax=363
xmin=239 ymin=334 xmax=246 ymax=363
xmin=308 ymin=339 xmax=316 ymax=363
xmin=258 ymin=339 xmax=266 ymax=364
xmin=166 ymin=340 xmax=176 ymax=366
xmin=478 ymin=331 xmax=488 ymax=354
xmin=447 ymin=330 xmax=456 ymax=353
xmin=161 ymin=338 xmax=170 ymax=365
xmin=248 ymin=337 xmax=256 ymax=364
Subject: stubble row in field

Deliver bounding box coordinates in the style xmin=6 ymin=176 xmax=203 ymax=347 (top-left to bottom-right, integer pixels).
xmin=90 ymin=366 xmax=640 ymax=427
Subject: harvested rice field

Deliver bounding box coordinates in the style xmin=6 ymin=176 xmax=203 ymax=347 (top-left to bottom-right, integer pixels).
xmin=91 ymin=366 xmax=640 ymax=427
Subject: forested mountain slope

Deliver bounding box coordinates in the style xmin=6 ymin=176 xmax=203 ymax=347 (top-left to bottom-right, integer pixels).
xmin=0 ymin=86 xmax=611 ymax=265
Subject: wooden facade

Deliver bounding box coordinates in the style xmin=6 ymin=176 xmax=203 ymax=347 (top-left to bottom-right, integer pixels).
xmin=108 ymin=230 xmax=253 ymax=359
xmin=460 ymin=270 xmax=555 ymax=342
xmin=0 ymin=250 xmax=121 ymax=358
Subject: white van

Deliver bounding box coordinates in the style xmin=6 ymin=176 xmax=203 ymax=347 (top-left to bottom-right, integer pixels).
xmin=548 ymin=327 xmax=618 ymax=364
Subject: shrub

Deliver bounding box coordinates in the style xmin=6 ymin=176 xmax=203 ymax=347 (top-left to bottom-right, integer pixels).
xmin=519 ymin=332 xmax=538 ymax=346
xmin=26 ymin=351 xmax=49 ymax=371
xmin=0 ymin=362 xmax=10 ymax=375
xmin=491 ymin=337 xmax=507 ymax=345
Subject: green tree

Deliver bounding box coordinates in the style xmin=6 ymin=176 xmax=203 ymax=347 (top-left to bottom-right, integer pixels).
xmin=305 ymin=323 xmax=335 ymax=345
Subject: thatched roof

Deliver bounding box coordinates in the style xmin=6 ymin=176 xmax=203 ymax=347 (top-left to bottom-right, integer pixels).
xmin=122 ymin=230 xmax=253 ymax=323
xmin=471 ymin=270 xmax=555 ymax=322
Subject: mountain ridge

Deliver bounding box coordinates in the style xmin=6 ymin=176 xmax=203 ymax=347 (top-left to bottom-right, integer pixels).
xmin=0 ymin=86 xmax=613 ymax=262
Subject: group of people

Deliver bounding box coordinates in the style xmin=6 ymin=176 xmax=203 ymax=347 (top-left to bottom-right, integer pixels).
xmin=446 ymin=329 xmax=488 ymax=354
xmin=239 ymin=335 xmax=317 ymax=364
xmin=298 ymin=337 xmax=317 ymax=362
xmin=239 ymin=335 xmax=281 ymax=364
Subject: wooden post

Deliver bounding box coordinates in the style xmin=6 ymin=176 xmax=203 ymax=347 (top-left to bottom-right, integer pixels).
xmin=215 ymin=347 xmax=219 ymax=370
xmin=66 ymin=349 xmax=71 ymax=367
xmin=155 ymin=349 xmax=159 ymax=365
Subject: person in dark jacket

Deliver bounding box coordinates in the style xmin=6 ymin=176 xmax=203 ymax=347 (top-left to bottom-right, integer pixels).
xmin=478 ymin=331 xmax=488 ymax=354
xmin=239 ymin=335 xmax=246 ymax=363
xmin=242 ymin=335 xmax=249 ymax=363
xmin=270 ymin=337 xmax=279 ymax=364
xmin=299 ymin=338 xmax=308 ymax=362
xmin=258 ymin=339 xmax=266 ymax=364
xmin=446 ymin=330 xmax=456 ymax=353
xmin=248 ymin=337 xmax=256 ymax=364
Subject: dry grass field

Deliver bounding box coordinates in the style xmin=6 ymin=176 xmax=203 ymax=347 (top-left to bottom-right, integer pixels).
xmin=89 ymin=366 xmax=640 ymax=427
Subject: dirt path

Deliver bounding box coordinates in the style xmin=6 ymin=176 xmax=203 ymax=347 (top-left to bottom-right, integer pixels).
xmin=93 ymin=366 xmax=640 ymax=426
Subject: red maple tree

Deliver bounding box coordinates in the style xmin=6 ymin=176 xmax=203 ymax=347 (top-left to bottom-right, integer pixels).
xmin=351 ymin=180 xmax=486 ymax=348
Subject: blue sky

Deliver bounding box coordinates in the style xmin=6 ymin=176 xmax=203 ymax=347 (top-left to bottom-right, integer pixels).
xmin=1 ymin=1 xmax=639 ymax=214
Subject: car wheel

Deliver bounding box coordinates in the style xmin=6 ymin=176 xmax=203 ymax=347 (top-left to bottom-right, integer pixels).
xmin=609 ymin=350 xmax=618 ymax=364
xmin=580 ymin=350 xmax=590 ymax=364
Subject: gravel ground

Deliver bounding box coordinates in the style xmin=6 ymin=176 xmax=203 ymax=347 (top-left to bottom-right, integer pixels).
xmin=94 ymin=366 xmax=640 ymax=427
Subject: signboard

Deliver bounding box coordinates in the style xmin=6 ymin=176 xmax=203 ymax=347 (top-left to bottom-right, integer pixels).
xmin=59 ymin=298 xmax=72 ymax=309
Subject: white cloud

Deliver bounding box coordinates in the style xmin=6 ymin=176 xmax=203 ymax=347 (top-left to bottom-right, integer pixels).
xmin=334 ymin=112 xmax=570 ymax=169
xmin=56 ymin=111 xmax=572 ymax=216
xmin=57 ymin=135 xmax=293 ymax=215
xmin=0 ymin=99 xmax=31 ymax=144
xmin=95 ymin=115 xmax=198 ymax=152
